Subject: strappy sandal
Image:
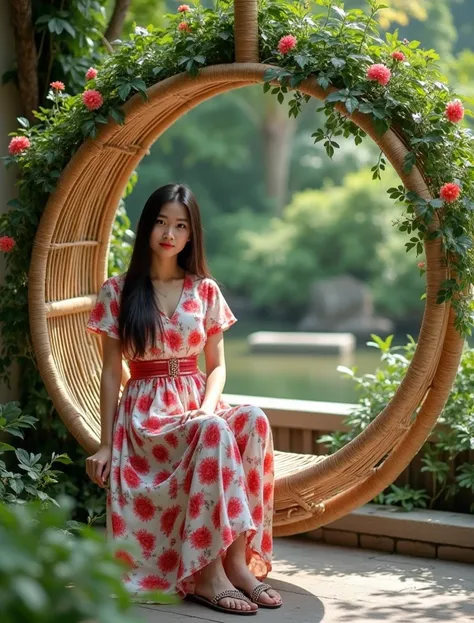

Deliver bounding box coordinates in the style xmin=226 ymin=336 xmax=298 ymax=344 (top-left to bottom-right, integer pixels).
xmin=186 ymin=589 xmax=257 ymax=616
xmin=237 ymin=583 xmax=282 ymax=609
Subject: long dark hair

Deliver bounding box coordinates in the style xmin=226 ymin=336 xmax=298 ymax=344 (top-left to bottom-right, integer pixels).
xmin=119 ymin=184 xmax=211 ymax=358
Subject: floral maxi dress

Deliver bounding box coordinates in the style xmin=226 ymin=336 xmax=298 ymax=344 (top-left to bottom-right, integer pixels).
xmin=86 ymin=273 xmax=274 ymax=599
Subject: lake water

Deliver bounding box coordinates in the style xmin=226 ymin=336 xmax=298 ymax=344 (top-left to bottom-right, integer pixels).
xmin=216 ymin=337 xmax=383 ymax=403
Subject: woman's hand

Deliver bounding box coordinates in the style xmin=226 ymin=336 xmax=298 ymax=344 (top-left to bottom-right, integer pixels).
xmin=85 ymin=445 xmax=112 ymax=488
xmin=190 ymin=408 xmax=215 ymax=419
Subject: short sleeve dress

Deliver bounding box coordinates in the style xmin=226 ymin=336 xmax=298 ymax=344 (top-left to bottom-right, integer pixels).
xmin=87 ymin=273 xmax=274 ymax=600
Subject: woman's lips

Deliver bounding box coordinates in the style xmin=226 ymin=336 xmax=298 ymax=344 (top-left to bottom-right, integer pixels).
xmin=159 ymin=243 xmax=174 ymax=249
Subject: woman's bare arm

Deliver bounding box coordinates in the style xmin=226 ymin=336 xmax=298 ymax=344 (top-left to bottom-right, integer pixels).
xmin=201 ymin=332 xmax=227 ymax=413
xmin=99 ymin=333 xmax=123 ymax=447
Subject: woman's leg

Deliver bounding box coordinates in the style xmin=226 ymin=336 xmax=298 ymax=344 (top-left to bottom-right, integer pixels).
xmin=223 ymin=535 xmax=282 ymax=606
xmin=194 ymin=554 xmax=257 ymax=612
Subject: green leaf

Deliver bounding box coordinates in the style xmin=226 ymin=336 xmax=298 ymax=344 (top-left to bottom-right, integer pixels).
xmin=117 ymin=83 xmax=131 ymax=101
xmin=0 ymin=442 xmax=15 ymax=452
xmin=330 ymin=57 xmax=346 ymax=69
xmin=17 ymin=117 xmax=30 ymax=129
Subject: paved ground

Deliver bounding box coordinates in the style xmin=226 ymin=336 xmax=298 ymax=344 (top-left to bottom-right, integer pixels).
xmin=132 ymin=537 xmax=474 ymax=623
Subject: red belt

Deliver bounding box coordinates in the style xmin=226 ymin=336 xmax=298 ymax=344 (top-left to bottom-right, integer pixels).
xmin=129 ymin=357 xmax=199 ymax=380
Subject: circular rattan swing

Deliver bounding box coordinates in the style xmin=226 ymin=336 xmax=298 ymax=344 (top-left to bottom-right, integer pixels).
xmin=28 ymin=0 xmax=464 ymax=537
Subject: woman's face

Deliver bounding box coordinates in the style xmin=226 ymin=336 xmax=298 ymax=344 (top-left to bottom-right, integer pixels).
xmin=149 ymin=201 xmax=191 ymax=259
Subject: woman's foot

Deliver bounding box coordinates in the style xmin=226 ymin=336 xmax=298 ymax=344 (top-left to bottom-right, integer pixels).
xmin=223 ymin=557 xmax=282 ymax=607
xmin=193 ymin=556 xmax=258 ymax=613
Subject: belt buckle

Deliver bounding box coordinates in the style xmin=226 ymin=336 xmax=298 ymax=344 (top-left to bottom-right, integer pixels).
xmin=168 ymin=357 xmax=179 ymax=378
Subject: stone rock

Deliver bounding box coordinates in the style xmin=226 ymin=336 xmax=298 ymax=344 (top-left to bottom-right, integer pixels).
xmin=298 ymin=274 xmax=394 ymax=338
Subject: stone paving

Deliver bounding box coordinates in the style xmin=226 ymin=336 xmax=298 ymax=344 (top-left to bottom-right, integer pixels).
xmin=132 ymin=537 xmax=474 ymax=623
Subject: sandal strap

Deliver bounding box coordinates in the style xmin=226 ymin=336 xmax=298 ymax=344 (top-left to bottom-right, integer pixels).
xmin=211 ymin=589 xmax=251 ymax=606
xmin=251 ymin=583 xmax=273 ymax=603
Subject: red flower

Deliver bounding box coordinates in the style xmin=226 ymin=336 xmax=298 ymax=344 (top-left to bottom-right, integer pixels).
xmin=162 ymin=389 xmax=177 ymax=407
xmin=114 ymin=549 xmax=136 ymax=568
xmin=113 ymin=465 xmax=121 ymax=484
xmin=222 ymin=525 xmax=233 ymax=548
xmin=212 ymin=498 xmax=222 ymax=529
xmin=113 ymin=425 xmax=124 ymax=450
xmin=158 ymin=548 xmax=179 ymax=573
xmin=198 ymin=457 xmax=219 ymax=485
xmin=177 ymin=4 xmax=190 ymax=11
xmin=50 ymin=80 xmax=65 ymax=91
xmin=233 ymin=412 xmax=249 ymax=436
xmin=188 ymin=329 xmax=203 ymax=348
xmin=135 ymin=529 xmax=156 ymax=552
xmin=164 ymin=432 xmax=179 ymax=448
xmin=169 ymin=476 xmax=178 ymax=499
xmin=110 ymin=299 xmax=119 ymax=318
xmin=129 ymin=455 xmax=150 ymax=475
xmin=153 ymin=470 xmax=171 ymax=486
xmin=164 ymin=329 xmax=183 ymax=351
xmin=143 ymin=415 xmax=161 ymax=432
xmin=82 ymin=89 xmax=103 ymax=110
xmin=139 ymin=575 xmax=170 ymax=591
xmin=152 ymin=444 xmax=170 ymax=463
xmin=203 ymin=422 xmax=221 ymax=448
xmin=85 ymin=67 xmax=98 ymax=80
xmin=391 ymin=51 xmax=405 ymax=62
xmin=418 ymin=261 xmax=426 ymax=269
xmin=112 ymin=512 xmax=126 ymax=537
xmin=183 ymin=299 xmax=200 ymax=313
xmin=227 ymin=497 xmax=243 ymax=519
xmin=190 ymin=526 xmax=212 ymax=549
xmin=237 ymin=434 xmax=249 ymax=454
xmin=90 ymin=301 xmax=106 ymax=324
xmin=278 ymin=34 xmax=297 ymax=55
xmin=8 ymin=136 xmax=30 ymax=155
xmin=186 ymin=422 xmax=199 ymax=444
xmin=178 ymin=21 xmax=190 ymax=32
xmin=133 ymin=495 xmax=156 ymax=521
xmin=264 ymin=452 xmax=273 ymax=475
xmin=262 ymin=530 xmax=272 ymax=553
xmin=161 ymin=505 xmax=181 ymax=536
xmin=137 ymin=395 xmax=154 ymax=413
xmin=252 ymin=504 xmax=263 ymax=526
xmin=367 ymin=63 xmax=391 ymax=86
xmin=263 ymin=482 xmax=273 ymax=505
xmin=189 ymin=492 xmax=205 ymax=519
xmin=183 ymin=468 xmax=194 ymax=494
xmin=0 ymin=236 xmax=16 ymax=253
xmin=256 ymin=415 xmax=268 ymax=439
xmin=247 ymin=468 xmax=261 ymax=496
xmin=440 ymin=182 xmax=461 ymax=203
xmin=445 ymin=99 xmax=464 ymax=123
xmin=222 ymin=466 xmax=234 ymax=491
xmin=123 ymin=465 xmax=141 ymax=488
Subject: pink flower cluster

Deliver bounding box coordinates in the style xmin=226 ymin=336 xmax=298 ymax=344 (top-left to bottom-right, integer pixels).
xmin=177 ymin=4 xmax=190 ymax=12
xmin=439 ymin=182 xmax=461 ymax=203
xmin=178 ymin=21 xmax=190 ymax=32
xmin=0 ymin=236 xmax=15 ymax=253
xmin=50 ymin=81 xmax=65 ymax=91
xmin=82 ymin=89 xmax=103 ymax=111
xmin=391 ymin=51 xmax=405 ymax=62
xmin=8 ymin=136 xmax=30 ymax=155
xmin=86 ymin=67 xmax=98 ymax=81
xmin=367 ymin=63 xmax=391 ymax=86
xmin=278 ymin=35 xmax=297 ymax=55
xmin=444 ymin=99 xmax=464 ymax=123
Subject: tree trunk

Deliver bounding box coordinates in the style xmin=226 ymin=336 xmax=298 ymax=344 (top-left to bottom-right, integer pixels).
xmin=7 ymin=0 xmax=38 ymax=122
xmin=105 ymin=0 xmax=132 ymax=43
xmin=262 ymin=97 xmax=296 ymax=214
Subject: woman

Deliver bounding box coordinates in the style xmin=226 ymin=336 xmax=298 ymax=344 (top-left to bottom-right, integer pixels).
xmin=85 ymin=184 xmax=282 ymax=615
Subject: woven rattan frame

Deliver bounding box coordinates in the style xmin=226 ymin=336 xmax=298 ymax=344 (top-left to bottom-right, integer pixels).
xmin=28 ymin=2 xmax=464 ymax=536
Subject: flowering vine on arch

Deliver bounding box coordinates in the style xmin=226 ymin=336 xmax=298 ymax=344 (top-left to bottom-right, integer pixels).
xmin=1 ymin=0 xmax=474 ymax=398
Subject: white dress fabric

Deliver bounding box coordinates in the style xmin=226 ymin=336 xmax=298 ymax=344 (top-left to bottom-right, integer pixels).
xmin=86 ymin=273 xmax=274 ymax=599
